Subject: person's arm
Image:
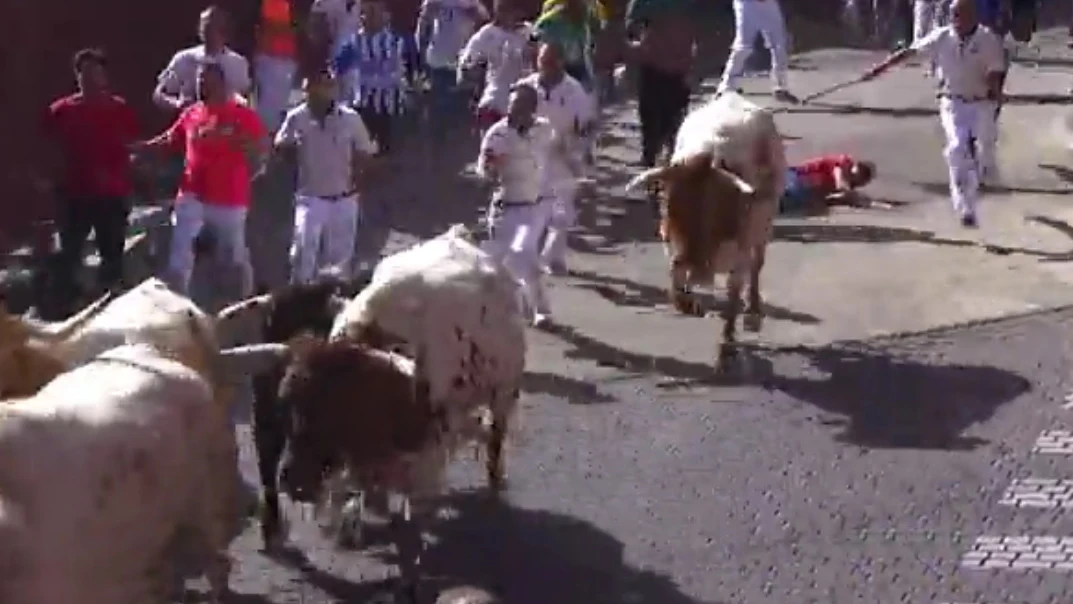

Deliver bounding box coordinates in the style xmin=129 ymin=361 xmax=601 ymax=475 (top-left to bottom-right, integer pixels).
xmin=863 ymin=28 xmax=941 ymax=80
xmin=233 ymin=54 xmax=254 ymax=100
xmin=830 ymin=157 xmax=854 ymax=192
xmin=237 ymin=107 xmax=271 ymax=176
xmin=468 ymin=0 xmax=489 ymax=24
xmin=983 ymin=32 xmax=1008 ymax=101
xmin=152 ymin=54 xmax=188 ymax=112
xmin=476 ymin=125 xmax=505 ymax=182
xmin=457 ymin=27 xmax=486 ymax=84
xmin=348 ymin=111 xmax=377 ymax=188
xmin=272 ymin=108 xmax=301 ymax=166
xmin=416 ymin=0 xmax=437 ymax=53
xmin=131 ymin=108 xmax=188 ymax=155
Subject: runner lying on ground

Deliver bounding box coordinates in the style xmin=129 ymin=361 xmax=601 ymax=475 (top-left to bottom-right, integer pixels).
xmin=780 ymin=154 xmax=877 ymax=215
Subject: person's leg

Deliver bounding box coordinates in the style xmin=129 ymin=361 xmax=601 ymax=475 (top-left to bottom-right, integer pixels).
xmin=540 ymin=184 xmax=579 ymax=273
xmin=759 ymin=0 xmax=796 ymax=99
xmin=91 ymin=196 xmax=130 ymax=291
xmin=718 ymin=0 xmax=761 ymax=93
xmin=167 ymin=196 xmax=206 ymax=295
xmin=289 ymin=194 xmax=327 ymax=285
xmin=205 ymin=204 xmax=255 ymax=298
xmin=974 ymin=99 xmax=1001 ymax=187
xmin=54 ymin=199 xmax=94 ymax=300
xmin=636 ymin=65 xmax=663 ymax=167
xmin=321 ymin=195 xmax=359 ymax=278
xmin=938 ymin=98 xmax=979 ymax=224
xmin=505 ymin=204 xmax=552 ymax=323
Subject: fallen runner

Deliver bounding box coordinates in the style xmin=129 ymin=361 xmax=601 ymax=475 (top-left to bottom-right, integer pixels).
xmin=779 ymin=154 xmax=877 ymax=215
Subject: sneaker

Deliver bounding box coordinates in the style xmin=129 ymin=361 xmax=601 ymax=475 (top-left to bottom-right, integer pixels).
xmin=773 ymin=89 xmax=800 ymax=104
xmin=960 ymin=214 xmax=978 ymax=229
xmin=531 ymin=312 xmax=553 ymax=330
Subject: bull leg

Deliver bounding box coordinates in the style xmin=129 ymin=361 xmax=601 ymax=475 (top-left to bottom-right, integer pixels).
xmin=487 ymin=398 xmax=513 ymax=492
xmin=336 ymin=490 xmax=365 ymax=550
xmin=669 ymin=258 xmax=703 ymax=317
xmin=253 ymin=375 xmax=288 ymax=552
xmin=743 ymin=244 xmax=767 ymax=333
xmin=716 ymin=270 xmax=744 ymax=373
xmin=391 ymin=496 xmax=425 ymax=604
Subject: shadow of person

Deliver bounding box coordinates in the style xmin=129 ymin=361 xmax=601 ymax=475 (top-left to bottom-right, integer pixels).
xmin=416 ymin=491 xmax=720 ymax=604
xmin=757 ymin=344 xmax=1031 ymax=450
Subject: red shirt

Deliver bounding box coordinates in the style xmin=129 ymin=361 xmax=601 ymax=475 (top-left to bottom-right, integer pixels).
xmin=159 ymin=100 xmax=266 ymax=207
xmin=794 ymin=154 xmax=854 ymax=193
xmin=44 ymin=93 xmax=139 ymax=198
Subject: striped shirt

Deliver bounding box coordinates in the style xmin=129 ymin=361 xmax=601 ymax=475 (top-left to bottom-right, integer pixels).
xmin=332 ymin=28 xmax=408 ymax=114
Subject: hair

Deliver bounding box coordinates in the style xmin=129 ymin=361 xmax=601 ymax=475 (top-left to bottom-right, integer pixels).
xmin=853 ymin=160 xmax=876 ymax=186
xmin=305 ymin=68 xmax=335 ymax=86
xmin=72 ymin=48 xmax=107 ymax=73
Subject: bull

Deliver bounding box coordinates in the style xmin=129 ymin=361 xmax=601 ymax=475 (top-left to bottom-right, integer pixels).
xmin=626 ymin=91 xmax=787 ymax=372
xmin=0 ymin=312 xmax=292 ymax=604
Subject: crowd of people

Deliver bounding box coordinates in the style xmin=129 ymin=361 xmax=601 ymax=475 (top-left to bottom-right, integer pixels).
xmin=37 ymin=0 xmax=1038 ymax=325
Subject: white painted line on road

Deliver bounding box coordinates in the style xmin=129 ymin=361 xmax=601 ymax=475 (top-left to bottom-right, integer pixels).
xmin=1033 ymin=430 xmax=1073 ymax=455
xmin=999 ymin=478 xmax=1073 ymax=509
xmin=961 ymin=536 xmax=1073 ymax=571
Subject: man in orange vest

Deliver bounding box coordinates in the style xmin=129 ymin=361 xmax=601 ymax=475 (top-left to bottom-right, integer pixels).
xmin=255 ymin=0 xmax=300 ymax=132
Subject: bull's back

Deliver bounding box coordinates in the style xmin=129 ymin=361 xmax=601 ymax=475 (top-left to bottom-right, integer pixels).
xmin=0 ymin=349 xmax=223 ymax=598
xmin=672 ymin=92 xmax=777 ymax=171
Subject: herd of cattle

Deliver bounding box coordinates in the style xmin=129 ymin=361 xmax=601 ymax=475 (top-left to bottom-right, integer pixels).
xmin=0 ymin=91 xmax=782 ymax=603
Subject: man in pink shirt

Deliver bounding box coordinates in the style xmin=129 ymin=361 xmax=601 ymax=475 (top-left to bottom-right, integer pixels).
xmin=133 ymin=61 xmax=268 ymax=297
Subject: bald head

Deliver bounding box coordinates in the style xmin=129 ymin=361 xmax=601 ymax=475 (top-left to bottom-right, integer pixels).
xmin=537 ymin=42 xmax=564 ymax=77
xmin=950 ymin=0 xmax=978 ymax=35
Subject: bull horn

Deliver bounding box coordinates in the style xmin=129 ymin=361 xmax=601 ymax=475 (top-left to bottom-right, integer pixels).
xmin=624 ymin=166 xmax=669 ymax=193
xmin=219 ymin=343 xmax=292 ymax=377
xmin=215 ymin=294 xmax=272 ymax=321
xmin=327 ymin=295 xmax=348 ymax=316
xmin=22 ymin=290 xmax=116 ymax=341
xmin=715 ymin=166 xmax=756 ymax=196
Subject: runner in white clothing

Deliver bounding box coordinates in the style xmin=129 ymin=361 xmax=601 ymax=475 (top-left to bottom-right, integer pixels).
xmin=862 ymin=0 xmax=1004 ymax=228
xmin=418 ymin=0 xmax=489 ymax=132
xmin=477 ymin=83 xmax=559 ymax=329
xmin=275 ymin=70 xmax=376 ymax=284
xmin=515 ymin=42 xmax=593 ymax=276
xmin=458 ymin=0 xmax=534 ymax=134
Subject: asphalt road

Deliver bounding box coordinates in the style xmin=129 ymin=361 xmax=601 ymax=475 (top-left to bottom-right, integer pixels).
xmin=167 ymin=19 xmax=1073 ymax=604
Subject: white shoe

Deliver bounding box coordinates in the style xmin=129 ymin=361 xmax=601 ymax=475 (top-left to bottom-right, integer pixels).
xmin=531 ymin=313 xmax=553 ymax=330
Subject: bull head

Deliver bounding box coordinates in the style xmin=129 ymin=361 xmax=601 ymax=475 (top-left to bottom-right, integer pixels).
xmin=625 ymin=153 xmax=757 ymax=197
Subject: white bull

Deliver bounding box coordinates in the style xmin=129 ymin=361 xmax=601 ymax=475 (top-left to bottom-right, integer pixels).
xmin=0 ymin=315 xmax=288 ymax=604
xmin=626 ymin=91 xmax=786 ymax=372
xmin=0 ymin=278 xmax=275 ymax=398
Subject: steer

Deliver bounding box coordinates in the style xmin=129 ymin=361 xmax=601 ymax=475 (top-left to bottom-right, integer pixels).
xmin=329 ymin=225 xmax=526 ymax=488
xmin=0 ymin=313 xmax=290 ymax=604
xmin=276 ymin=337 xmax=446 ymax=602
xmin=0 ymin=278 xmax=274 ymax=398
xmin=626 ymin=91 xmax=786 ymax=372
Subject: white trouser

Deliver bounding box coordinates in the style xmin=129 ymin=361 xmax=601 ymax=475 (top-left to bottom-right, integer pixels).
xmin=719 ymin=0 xmax=790 ymax=92
xmin=168 ymin=195 xmax=254 ymax=297
xmin=290 ymin=194 xmax=360 ymax=284
xmin=938 ymin=97 xmax=998 ymax=218
xmin=254 ymin=54 xmax=298 ymax=133
xmin=481 ymin=201 xmax=551 ymax=316
xmin=913 ymin=0 xmax=944 ymax=43
xmin=540 ymin=181 xmax=579 ymax=267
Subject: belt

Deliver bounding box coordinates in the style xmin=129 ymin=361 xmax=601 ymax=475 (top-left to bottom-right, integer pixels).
xmin=939 ymin=94 xmax=990 ymax=102
xmin=318 ymin=190 xmax=356 ymax=201
xmin=494 ymin=199 xmax=537 ymax=207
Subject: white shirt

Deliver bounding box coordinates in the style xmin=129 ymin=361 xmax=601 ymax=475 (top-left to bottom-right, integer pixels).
xmin=312 ymin=0 xmax=362 ymax=51
xmin=912 ymin=25 xmax=1006 ymax=99
xmin=157 ymin=45 xmax=252 ymax=105
xmin=515 ymin=72 xmax=593 ymax=189
xmin=478 ymin=117 xmax=556 ymax=204
xmin=276 ymin=103 xmax=377 ymax=197
xmin=458 ymin=22 xmax=534 ymax=114
xmin=419 ymin=0 xmax=489 ymax=69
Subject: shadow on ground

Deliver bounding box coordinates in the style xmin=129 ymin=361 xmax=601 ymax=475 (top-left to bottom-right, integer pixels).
xmin=537 ymin=318 xmax=1028 ymax=451
xmin=522 ymin=370 xmax=617 ymax=405
xmin=773 ymin=223 xmax=975 ymax=247
xmin=421 ymin=492 xmax=713 ymax=604
xmin=567 ymin=269 xmax=820 ymax=325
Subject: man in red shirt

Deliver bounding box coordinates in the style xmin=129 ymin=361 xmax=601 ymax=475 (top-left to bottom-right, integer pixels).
xmin=780 ymin=154 xmax=876 ymax=215
xmin=133 ymin=61 xmax=268 ymax=298
xmin=43 ymin=48 xmax=140 ymax=301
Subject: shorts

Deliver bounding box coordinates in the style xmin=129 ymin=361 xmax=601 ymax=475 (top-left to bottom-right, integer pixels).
xmin=476 ymin=106 xmax=504 ymax=131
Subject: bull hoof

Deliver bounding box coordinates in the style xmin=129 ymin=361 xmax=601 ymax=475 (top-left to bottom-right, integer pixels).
xmin=671 ymin=294 xmax=704 ymax=317
xmin=743 ymin=312 xmax=764 ymax=333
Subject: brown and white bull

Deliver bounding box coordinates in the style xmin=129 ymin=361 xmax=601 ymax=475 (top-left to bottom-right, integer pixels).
xmin=0 ymin=277 xmax=276 ymax=398
xmin=626 ymin=91 xmax=787 ymax=371
xmin=0 ymin=313 xmax=290 ymax=604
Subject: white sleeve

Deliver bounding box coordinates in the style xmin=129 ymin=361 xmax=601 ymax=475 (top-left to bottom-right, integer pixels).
xmin=156 ymin=52 xmax=185 ymax=93
xmin=349 ymin=112 xmax=378 ymax=155
xmin=910 ymin=27 xmax=944 ymax=58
